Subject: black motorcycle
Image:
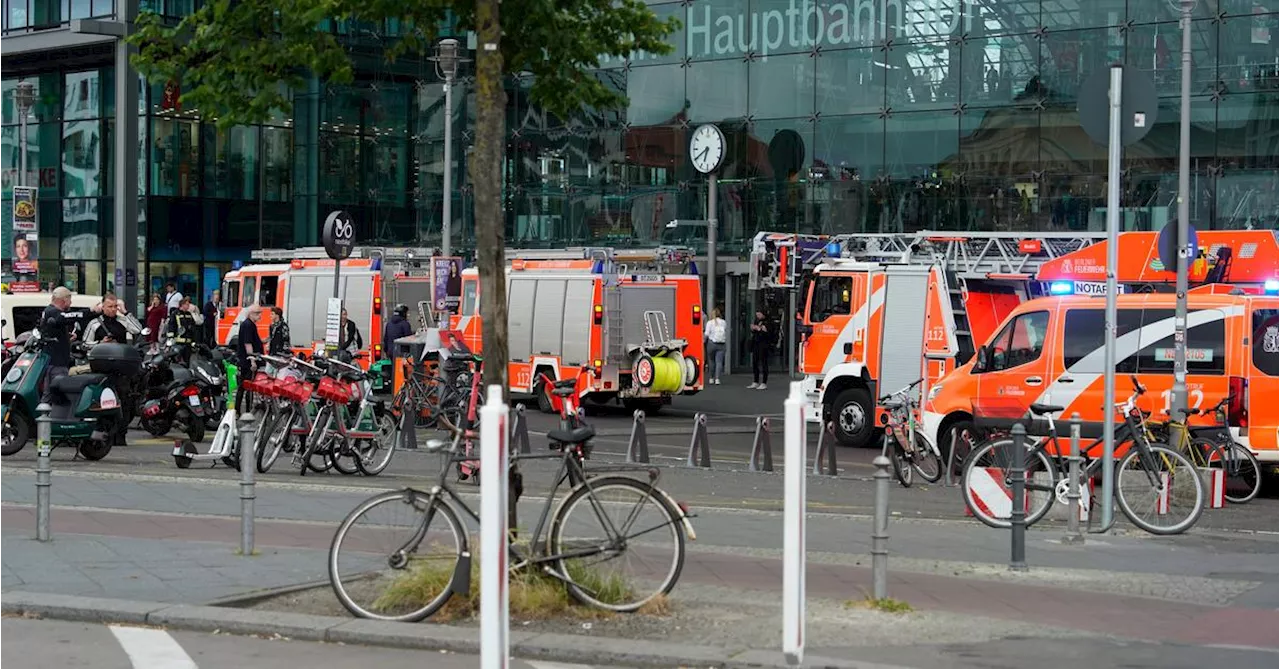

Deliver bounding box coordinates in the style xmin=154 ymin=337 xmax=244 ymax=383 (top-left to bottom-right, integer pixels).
xmin=137 ymin=338 xmax=209 ymax=442
xmin=187 ymin=344 xmax=229 ymax=430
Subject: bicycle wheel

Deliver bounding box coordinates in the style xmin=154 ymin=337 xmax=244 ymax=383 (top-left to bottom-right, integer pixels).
xmin=909 ymin=433 xmax=942 ymax=483
xmin=1201 ymin=439 xmax=1261 ymax=504
xmin=257 ymin=403 xmax=296 ymax=473
xmin=355 ymin=413 xmax=399 ymax=476
xmin=328 ymin=489 xmax=465 ymax=622
xmin=1115 ymin=444 xmax=1204 ymax=535
xmin=549 ymin=476 xmax=685 ymax=612
xmin=890 ymin=440 xmax=913 ymax=488
xmin=960 ymin=438 xmax=1056 ymax=529
xmin=330 ymin=442 xmax=361 ymax=475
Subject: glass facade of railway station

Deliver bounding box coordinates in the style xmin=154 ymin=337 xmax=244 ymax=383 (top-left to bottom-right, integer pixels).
xmin=2 ymin=0 xmax=1277 ymax=300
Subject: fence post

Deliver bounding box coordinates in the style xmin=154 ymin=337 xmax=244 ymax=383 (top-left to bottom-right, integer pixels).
xmin=237 ymin=412 xmax=257 ymax=555
xmin=812 ymin=421 xmax=837 ymax=477
xmin=1009 ymin=422 xmax=1028 ymax=572
xmin=479 ymin=385 xmax=509 ymax=669
xmin=626 ymin=410 xmax=650 ymax=464
xmin=1064 ymin=413 xmax=1085 ymax=545
xmin=871 ymin=455 xmax=892 ymax=599
xmin=782 ymin=382 xmax=806 ymax=666
xmin=749 ymin=416 xmax=773 ymax=472
xmin=686 ymin=412 xmax=710 ymax=468
xmin=509 ymin=404 xmax=530 ymax=455
xmin=35 ymin=403 xmax=52 ymax=542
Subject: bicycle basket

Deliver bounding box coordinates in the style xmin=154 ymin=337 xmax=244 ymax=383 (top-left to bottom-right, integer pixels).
xmin=278 ymin=379 xmax=313 ymax=404
xmin=242 ymin=373 xmax=275 ymax=396
xmin=317 ymin=376 xmax=352 ymax=403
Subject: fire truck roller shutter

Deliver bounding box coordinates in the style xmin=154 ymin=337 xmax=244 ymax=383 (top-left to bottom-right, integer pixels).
xmin=879 ymin=268 xmax=931 ymax=409
xmin=532 ymin=280 xmax=567 ymax=359
xmin=562 ymin=279 xmax=594 ymax=366
xmin=509 ymin=278 xmax=536 ymax=362
xmin=620 ymin=285 xmax=677 ymax=366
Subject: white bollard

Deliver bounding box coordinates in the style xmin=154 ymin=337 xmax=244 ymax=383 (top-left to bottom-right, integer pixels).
xmin=479 ymin=384 xmax=509 ymax=669
xmin=782 ymin=381 xmax=806 ymax=666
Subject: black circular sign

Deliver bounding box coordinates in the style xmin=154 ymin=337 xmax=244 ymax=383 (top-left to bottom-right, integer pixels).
xmin=322 ymin=210 xmax=355 ymax=260
xmin=1077 ymin=64 xmax=1159 ymax=147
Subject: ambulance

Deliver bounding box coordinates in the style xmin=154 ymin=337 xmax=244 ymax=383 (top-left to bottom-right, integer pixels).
xmin=449 ymin=247 xmax=705 ymax=413
xmin=217 ymin=247 xmax=438 ymax=367
xmin=921 ymin=290 xmax=1279 ymax=468
xmin=752 ymin=228 xmax=1279 ymax=450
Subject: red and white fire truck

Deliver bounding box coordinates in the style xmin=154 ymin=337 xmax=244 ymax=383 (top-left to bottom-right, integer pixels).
xmin=752 ymin=228 xmax=1279 ymax=450
xmin=449 ymin=247 xmax=705 ymax=413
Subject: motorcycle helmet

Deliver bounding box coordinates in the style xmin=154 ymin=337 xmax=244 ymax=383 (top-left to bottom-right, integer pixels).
xmin=394 ymin=303 xmax=410 ymax=317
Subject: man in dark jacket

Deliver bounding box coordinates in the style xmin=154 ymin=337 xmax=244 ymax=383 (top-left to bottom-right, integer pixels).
xmin=236 ymin=305 xmax=264 ymax=411
xmin=203 ymin=289 xmax=221 ymax=346
xmin=83 ymin=294 xmax=142 ymax=345
xmin=338 ymin=308 xmax=363 ymax=354
xmin=382 ymin=304 xmax=414 ymax=361
xmin=40 ymin=287 xmax=96 ymax=402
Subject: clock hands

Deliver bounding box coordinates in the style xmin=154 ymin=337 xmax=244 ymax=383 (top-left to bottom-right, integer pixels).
xmin=696 ymin=146 xmax=709 ymax=164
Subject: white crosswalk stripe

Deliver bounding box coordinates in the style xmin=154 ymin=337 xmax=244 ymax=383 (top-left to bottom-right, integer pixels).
xmin=108 ymin=625 xmax=199 ymax=669
xmin=524 ymin=661 xmax=596 ymax=669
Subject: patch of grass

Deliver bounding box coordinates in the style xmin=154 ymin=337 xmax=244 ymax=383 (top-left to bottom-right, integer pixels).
xmin=370 ymin=552 xmax=663 ymax=622
xmin=845 ymin=596 xmax=913 ymax=614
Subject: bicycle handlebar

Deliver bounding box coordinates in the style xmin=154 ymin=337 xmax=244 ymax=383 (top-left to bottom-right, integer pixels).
xmin=877 ymin=378 xmax=923 ymax=403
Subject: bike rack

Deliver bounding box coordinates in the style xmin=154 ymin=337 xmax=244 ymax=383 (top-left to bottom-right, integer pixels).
xmin=400 ymin=412 xmax=419 ymax=450
xmin=509 ymin=404 xmax=531 ymax=455
xmin=626 ymin=410 xmax=650 ymax=463
xmin=944 ymin=425 xmax=960 ymax=487
xmin=686 ymin=412 xmax=711 ymax=468
xmin=748 ymin=416 xmax=774 ymax=472
xmin=812 ymin=421 xmax=837 ymax=477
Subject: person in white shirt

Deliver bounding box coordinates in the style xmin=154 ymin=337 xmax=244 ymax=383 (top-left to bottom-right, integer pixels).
xmin=703 ymin=307 xmax=727 ymax=385
xmin=164 ymin=282 xmax=184 ymax=314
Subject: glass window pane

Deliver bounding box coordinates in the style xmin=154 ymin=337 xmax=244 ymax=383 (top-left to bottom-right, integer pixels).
xmin=1125 ymin=21 xmax=1217 ymax=97
xmin=959 ymin=108 xmax=1040 ymax=231
xmin=1121 ymin=97 xmax=1216 ymax=226
xmin=963 ymin=33 xmax=1039 ymax=107
xmin=1043 ymin=0 xmax=1124 ymax=30
xmin=618 ymin=2 xmax=683 ymax=66
xmin=625 ymin=65 xmax=685 ymax=127
xmin=102 ymin=116 xmax=148 ymax=197
xmin=817 ymin=48 xmax=885 ymax=115
xmin=972 ymin=0 xmax=1038 ymax=37
xmin=69 ymin=0 xmax=88 ymax=19
xmin=3 ymin=72 xmax=61 ymax=123
xmin=749 ymin=52 xmax=814 ymax=119
xmin=886 ymin=39 xmax=959 ymax=111
xmin=365 ymin=135 xmax=407 ymax=206
xmin=1039 ymin=27 xmax=1123 ymax=105
xmin=62 ymin=118 xmax=102 ymax=197
xmin=150 ymin=116 xmax=199 ymax=197
xmin=1219 ymin=12 xmax=1278 ymax=94
xmin=262 ymin=126 xmax=292 ymax=201
xmin=892 ymin=0 xmax=964 ymax=43
xmin=320 ymin=132 xmax=361 ymax=203
xmin=60 ymin=198 xmax=101 ymax=259
xmin=7 ymin=0 xmax=29 ymax=30
xmin=1129 ymin=0 xmax=1216 ymax=24
xmin=203 ymin=125 xmax=257 ymax=200
xmin=686 ymin=59 xmax=747 ymax=123
xmin=885 ymin=111 xmax=959 ymax=231
xmin=813 ymin=114 xmax=884 ymax=234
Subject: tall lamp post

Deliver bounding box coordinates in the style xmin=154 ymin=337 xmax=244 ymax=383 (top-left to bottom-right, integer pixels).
xmin=431 ymin=38 xmax=464 ymax=257
xmin=1171 ymin=0 xmax=1195 ymax=419
xmin=14 ymin=81 xmax=35 ymax=188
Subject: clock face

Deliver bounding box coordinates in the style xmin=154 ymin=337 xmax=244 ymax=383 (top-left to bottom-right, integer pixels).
xmin=689 ymin=124 xmax=725 ymax=174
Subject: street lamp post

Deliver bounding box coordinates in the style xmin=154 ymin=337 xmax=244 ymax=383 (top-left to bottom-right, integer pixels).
xmin=432 ymin=38 xmax=463 ymax=257
xmin=14 ymin=81 xmax=35 ymax=188
xmin=1172 ymin=0 xmax=1195 ymax=419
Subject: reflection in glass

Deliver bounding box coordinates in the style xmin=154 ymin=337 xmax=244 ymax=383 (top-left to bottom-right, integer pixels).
xmin=62 ymin=118 xmax=102 ymax=197
xmin=686 ymin=59 xmax=747 ymax=123
xmin=885 ymin=40 xmax=958 ymax=111
xmin=749 ymin=52 xmax=814 ymax=120
xmin=1125 ymin=21 xmax=1217 ymax=97
xmin=151 ymin=116 xmax=199 ymax=197
xmin=814 ymin=115 xmax=884 ymax=234
xmin=626 ymin=65 xmax=685 ymax=127
xmin=816 ymin=48 xmax=884 ymax=115
xmin=203 ymin=125 xmax=257 ymax=200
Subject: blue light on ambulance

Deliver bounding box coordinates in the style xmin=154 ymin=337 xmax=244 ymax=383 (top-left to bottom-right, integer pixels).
xmin=1049 ymin=281 xmax=1074 ymax=295
xmin=1265 ymin=279 xmax=1279 ymax=294
xmin=825 ymin=241 xmax=842 ymax=257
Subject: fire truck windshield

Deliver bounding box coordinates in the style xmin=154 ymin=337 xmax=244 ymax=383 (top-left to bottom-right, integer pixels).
xmin=808 ymin=275 xmax=852 ymax=323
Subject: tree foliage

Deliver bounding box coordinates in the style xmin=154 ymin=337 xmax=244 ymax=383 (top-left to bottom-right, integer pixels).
xmin=129 ymin=0 xmax=679 ymax=127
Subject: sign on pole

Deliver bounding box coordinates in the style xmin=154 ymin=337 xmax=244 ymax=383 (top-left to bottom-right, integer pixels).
xmin=11 ymin=186 xmax=38 ymax=277
xmin=321 ymin=210 xmax=355 ymax=353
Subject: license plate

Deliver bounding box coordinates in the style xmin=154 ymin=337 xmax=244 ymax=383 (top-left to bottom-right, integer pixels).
xmin=188 ymin=396 xmax=201 ymax=406
xmin=101 ymin=397 xmax=119 ymax=410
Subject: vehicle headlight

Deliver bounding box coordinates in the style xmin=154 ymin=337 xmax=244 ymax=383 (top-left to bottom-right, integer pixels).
xmin=927 ymin=382 xmax=944 ymax=402
xmin=5 ymin=366 xmax=23 ymax=384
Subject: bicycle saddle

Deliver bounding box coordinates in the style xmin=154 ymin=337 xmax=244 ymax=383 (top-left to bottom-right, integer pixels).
xmin=547 ymin=425 xmax=595 ymax=445
xmin=1028 ymin=403 xmax=1063 ymax=416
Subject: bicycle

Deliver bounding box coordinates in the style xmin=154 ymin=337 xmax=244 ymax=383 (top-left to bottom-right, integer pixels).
xmin=252 ymin=353 xmax=324 ymax=473
xmin=327 ymin=404 xmax=695 ymax=622
xmin=294 ymin=354 xmax=397 ymax=477
xmin=1145 ymin=398 xmax=1261 ymax=504
xmin=878 ymin=378 xmax=941 ymax=487
xmin=960 ymin=376 xmax=1204 ymax=535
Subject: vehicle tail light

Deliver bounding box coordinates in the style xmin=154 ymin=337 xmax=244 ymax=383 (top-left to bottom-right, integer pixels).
xmin=181 ymin=385 xmax=201 ymax=397
xmin=592 ymin=359 xmax=603 ymax=377
xmin=1227 ymin=376 xmax=1248 ymax=428
xmin=692 ymin=304 xmax=702 ymax=325
xmin=142 ymin=402 xmax=163 ymax=417
xmin=374 ymin=296 xmax=382 ymax=313
xmin=593 ymin=304 xmax=603 ymax=325
xmin=374 ymin=343 xmax=383 ymax=359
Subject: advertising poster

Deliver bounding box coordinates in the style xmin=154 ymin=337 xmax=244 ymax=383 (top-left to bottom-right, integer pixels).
xmin=432 ymin=256 xmax=463 ymax=313
xmin=12 ymin=186 xmax=38 ymax=276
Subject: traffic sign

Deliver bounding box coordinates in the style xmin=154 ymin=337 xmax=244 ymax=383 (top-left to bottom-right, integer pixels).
xmin=322 ymin=210 xmax=355 ymax=260
xmin=1078 ymin=65 xmax=1158 ymax=147
xmin=1158 ymin=221 xmax=1198 ymax=272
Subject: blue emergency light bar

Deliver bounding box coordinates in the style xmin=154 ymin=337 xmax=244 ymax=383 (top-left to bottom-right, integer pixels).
xmin=1049 ymin=281 xmax=1074 ymax=295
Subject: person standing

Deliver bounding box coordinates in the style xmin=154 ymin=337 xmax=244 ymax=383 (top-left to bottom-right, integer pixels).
xmin=39 ymin=287 xmax=97 ymax=402
xmin=83 ymin=294 xmax=142 ymax=344
xmin=144 ymin=293 xmax=167 ymax=343
xmin=163 ymin=296 xmax=204 ymax=343
xmin=236 ymin=305 xmax=264 ymax=411
xmin=382 ymin=304 xmax=413 ymax=361
xmin=163 ymin=282 xmax=183 ymax=314
xmin=747 ymin=310 xmax=774 ymax=391
xmin=203 ymin=289 xmax=221 ymax=346
xmin=267 ymin=306 xmax=291 ymax=356
xmin=338 ymin=308 xmax=363 ymax=354
xmin=703 ymin=307 xmax=727 ymax=385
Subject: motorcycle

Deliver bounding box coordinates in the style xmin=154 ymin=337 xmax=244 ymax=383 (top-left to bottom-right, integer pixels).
xmin=137 ymin=338 xmax=212 ymax=442
xmin=1 ymin=334 xmax=141 ymax=459
xmin=188 ymin=344 xmax=230 ymax=430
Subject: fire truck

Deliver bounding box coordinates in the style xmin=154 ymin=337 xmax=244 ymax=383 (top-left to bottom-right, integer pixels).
xmin=217 ymin=247 xmax=439 ymax=366
xmin=449 ymin=247 xmax=705 ymax=413
xmin=752 ymin=228 xmax=1279 ymax=450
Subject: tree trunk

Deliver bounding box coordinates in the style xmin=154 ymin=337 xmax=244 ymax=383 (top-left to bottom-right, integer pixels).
xmin=471 ymin=0 xmax=508 ymax=395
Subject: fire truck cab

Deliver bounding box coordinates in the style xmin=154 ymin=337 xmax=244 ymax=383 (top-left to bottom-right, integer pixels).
xmin=450 ymin=247 xmax=705 ymax=413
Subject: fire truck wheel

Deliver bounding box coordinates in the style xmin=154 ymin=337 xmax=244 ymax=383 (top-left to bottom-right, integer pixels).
xmin=831 ymin=387 xmax=873 ymax=448
xmin=535 ymin=373 xmax=555 ymax=414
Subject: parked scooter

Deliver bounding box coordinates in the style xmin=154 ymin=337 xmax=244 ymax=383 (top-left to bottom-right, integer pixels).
xmin=1 ymin=334 xmax=141 ymax=459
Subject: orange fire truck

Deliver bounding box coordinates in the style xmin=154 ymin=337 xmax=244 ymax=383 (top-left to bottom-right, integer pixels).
xmin=217 ymin=247 xmax=438 ymax=366
xmin=449 ymin=247 xmax=705 ymax=413
xmin=752 ymin=228 xmax=1279 ymax=450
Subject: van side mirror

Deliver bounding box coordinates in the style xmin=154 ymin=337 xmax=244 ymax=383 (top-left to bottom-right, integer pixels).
xmin=975 ymin=346 xmax=989 ymax=371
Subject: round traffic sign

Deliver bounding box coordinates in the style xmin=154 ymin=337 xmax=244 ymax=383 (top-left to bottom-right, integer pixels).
xmin=322 ymin=210 xmax=356 ymax=260
xmin=1077 ymin=64 xmax=1159 ymax=147
xmin=1158 ymin=221 xmax=1198 ymax=272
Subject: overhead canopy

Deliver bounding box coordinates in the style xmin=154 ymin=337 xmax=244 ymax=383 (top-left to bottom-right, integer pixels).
xmin=1036 ymin=230 xmax=1279 ymax=285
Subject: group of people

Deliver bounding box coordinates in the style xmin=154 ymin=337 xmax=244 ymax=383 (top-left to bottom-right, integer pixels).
xmin=702 ymin=308 xmax=777 ymax=390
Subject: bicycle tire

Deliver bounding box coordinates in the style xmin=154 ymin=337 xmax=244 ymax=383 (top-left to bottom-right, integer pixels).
xmin=330 ymin=444 xmax=361 ymax=475
xmin=549 ymin=476 xmax=685 ymax=612
xmin=328 ymin=489 xmax=465 ymax=622
xmin=355 ymin=413 xmax=399 ymax=476
xmin=1115 ymin=444 xmax=1204 ymax=535
xmin=960 ymin=438 xmax=1056 ymax=529
xmin=910 ymin=432 xmax=942 ymax=483
xmin=890 ymin=440 xmax=913 ymax=488
xmin=257 ymin=404 xmax=296 ymax=473
xmin=1198 ymin=438 xmax=1261 ymax=504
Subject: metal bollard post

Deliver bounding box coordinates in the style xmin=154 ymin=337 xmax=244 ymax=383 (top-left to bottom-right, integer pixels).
xmin=944 ymin=425 xmax=961 ymax=487
xmin=748 ymin=416 xmax=773 ymax=472
xmin=1009 ymin=422 xmax=1028 ymax=572
xmin=871 ymin=454 xmax=892 ymax=599
xmin=1064 ymin=413 xmax=1085 ymax=545
xmin=686 ymin=413 xmax=711 ymax=468
xmin=35 ymin=403 xmax=52 ymax=542
xmin=626 ymin=410 xmax=650 ymax=464
xmin=510 ymin=404 xmax=531 ymax=455
xmin=237 ymin=412 xmax=257 ymax=556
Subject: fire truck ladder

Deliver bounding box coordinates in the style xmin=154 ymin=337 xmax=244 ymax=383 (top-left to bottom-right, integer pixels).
xmin=845 ymin=231 xmax=1108 ymax=279
xmin=249 ymin=246 xmax=438 ymax=262
xmin=509 ymin=246 xmax=696 ymax=274
xmin=942 ymin=270 xmax=976 ymax=364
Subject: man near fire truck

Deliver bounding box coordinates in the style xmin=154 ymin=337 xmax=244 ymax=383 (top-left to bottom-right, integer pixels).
xmin=382 ymin=304 xmax=414 ymax=360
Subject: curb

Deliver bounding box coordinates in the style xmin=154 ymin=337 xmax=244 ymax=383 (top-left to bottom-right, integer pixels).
xmin=1 ymin=590 xmax=912 ymax=669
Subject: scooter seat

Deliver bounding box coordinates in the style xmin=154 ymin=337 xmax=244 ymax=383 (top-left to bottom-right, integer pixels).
xmin=170 ymin=366 xmax=193 ymax=384
xmin=50 ymin=374 xmax=107 ymax=396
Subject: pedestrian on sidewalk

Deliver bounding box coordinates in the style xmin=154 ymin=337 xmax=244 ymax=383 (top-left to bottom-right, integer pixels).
xmin=748 ymin=310 xmax=774 ymax=390
xmin=236 ymin=305 xmax=264 ymax=411
xmin=703 ymin=307 xmax=727 ymax=385
xmin=267 ymin=307 xmax=291 ymax=356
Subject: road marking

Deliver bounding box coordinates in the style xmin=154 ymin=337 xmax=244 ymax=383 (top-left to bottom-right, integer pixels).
xmin=525 ymin=661 xmax=595 ymax=669
xmin=109 ymin=625 xmax=198 ymax=669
